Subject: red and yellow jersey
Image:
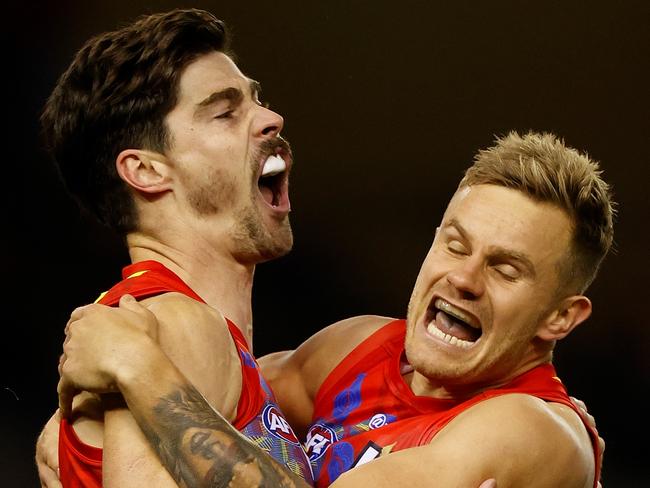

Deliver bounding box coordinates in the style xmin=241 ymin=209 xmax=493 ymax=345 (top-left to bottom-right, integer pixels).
xmin=59 ymin=260 xmax=312 ymax=487
xmin=306 ymin=319 xmax=601 ymax=487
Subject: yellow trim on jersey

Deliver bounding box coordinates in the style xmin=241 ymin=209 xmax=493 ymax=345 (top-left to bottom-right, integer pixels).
xmin=126 ymin=270 xmax=149 ymax=279
xmin=94 ymin=291 xmax=108 ymax=303
xmin=94 ymin=269 xmax=150 ymax=303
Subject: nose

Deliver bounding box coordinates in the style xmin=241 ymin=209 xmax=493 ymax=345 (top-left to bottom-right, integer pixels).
xmin=446 ymin=257 xmax=485 ymax=300
xmin=254 ymin=105 xmax=284 ymax=139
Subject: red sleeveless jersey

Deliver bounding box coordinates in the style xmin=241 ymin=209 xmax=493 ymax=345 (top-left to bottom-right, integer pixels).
xmin=306 ymin=319 xmax=601 ymax=487
xmin=58 ymin=260 xmax=312 ymax=487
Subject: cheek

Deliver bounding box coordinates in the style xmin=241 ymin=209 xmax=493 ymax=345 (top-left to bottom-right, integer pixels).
xmin=491 ymin=290 xmax=543 ymax=336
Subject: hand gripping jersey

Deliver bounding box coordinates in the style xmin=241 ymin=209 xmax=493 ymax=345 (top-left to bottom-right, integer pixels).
xmin=306 ymin=319 xmax=602 ymax=487
xmin=58 ymin=260 xmax=312 ymax=487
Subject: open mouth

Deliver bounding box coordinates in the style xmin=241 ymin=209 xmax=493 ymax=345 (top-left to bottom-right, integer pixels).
xmin=258 ymin=152 xmax=290 ymax=211
xmin=424 ymin=297 xmax=482 ymax=349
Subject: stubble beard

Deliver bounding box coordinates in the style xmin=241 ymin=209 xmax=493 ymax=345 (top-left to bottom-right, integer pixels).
xmin=185 ymin=154 xmax=293 ymax=264
xmin=231 ymin=137 xmax=295 ymax=263
xmin=231 ymin=202 xmax=293 ymax=264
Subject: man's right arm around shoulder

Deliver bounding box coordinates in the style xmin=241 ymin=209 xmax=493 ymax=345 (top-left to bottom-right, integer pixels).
xmin=58 ymin=295 xmax=313 ymax=488
xmin=329 ymin=393 xmax=595 ymax=488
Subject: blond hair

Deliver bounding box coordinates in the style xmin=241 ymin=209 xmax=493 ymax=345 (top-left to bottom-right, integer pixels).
xmin=460 ymin=131 xmax=615 ymax=293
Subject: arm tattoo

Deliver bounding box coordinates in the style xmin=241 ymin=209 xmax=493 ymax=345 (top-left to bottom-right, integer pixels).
xmin=131 ymin=385 xmax=312 ymax=488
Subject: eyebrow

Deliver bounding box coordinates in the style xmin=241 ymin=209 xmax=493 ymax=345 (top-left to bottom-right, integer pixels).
xmin=444 ymin=218 xmax=537 ymax=278
xmin=197 ymin=87 xmax=243 ymax=109
xmin=194 ymin=79 xmax=262 ymax=116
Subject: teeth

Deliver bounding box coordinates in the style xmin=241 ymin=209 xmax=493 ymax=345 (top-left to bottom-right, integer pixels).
xmin=261 ymin=155 xmax=286 ymax=177
xmin=427 ymin=320 xmax=474 ymax=349
xmin=434 ymin=298 xmax=480 ymax=329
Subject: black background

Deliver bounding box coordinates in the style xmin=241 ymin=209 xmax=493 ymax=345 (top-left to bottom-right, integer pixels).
xmin=3 ymin=1 xmax=649 ymax=486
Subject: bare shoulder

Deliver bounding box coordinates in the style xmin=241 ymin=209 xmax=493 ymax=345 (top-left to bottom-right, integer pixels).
xmin=141 ymin=292 xmax=233 ymax=351
xmin=303 ymin=314 xmax=395 ymax=359
xmin=433 ymin=393 xmax=595 ymax=487
xmin=139 ymin=293 xmax=242 ymax=419
xmin=334 ymin=393 xmax=595 ymax=488
xmin=141 ymin=292 xmax=228 ymax=330
xmin=261 ymin=315 xmax=395 ymax=379
xmin=295 ymin=314 xmax=395 ymax=389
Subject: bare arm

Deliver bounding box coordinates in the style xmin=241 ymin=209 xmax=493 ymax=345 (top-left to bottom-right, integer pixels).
xmin=119 ymin=373 xmax=310 ymax=487
xmin=110 ymin=366 xmax=498 ymax=488
xmin=101 ymin=293 xmax=244 ymax=487
xmin=36 ymin=411 xmax=62 ymax=488
xmin=59 ymin=295 xmax=312 ymax=488
xmin=329 ymin=394 xmax=595 ymax=488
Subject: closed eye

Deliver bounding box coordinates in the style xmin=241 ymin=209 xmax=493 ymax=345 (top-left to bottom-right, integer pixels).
xmin=447 ymin=240 xmax=468 ymax=255
xmin=215 ymin=110 xmax=234 ymax=119
xmin=494 ymin=264 xmax=520 ymax=280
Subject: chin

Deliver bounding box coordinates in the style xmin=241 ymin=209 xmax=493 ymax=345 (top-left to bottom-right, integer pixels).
xmin=259 ymin=234 xmax=293 ymax=262
xmin=244 ymin=224 xmax=294 ymax=264
xmin=233 ymin=210 xmax=293 ymax=262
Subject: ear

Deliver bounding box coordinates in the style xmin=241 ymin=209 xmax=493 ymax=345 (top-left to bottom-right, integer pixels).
xmin=536 ymin=295 xmax=592 ymax=341
xmin=115 ymin=149 xmax=173 ymax=194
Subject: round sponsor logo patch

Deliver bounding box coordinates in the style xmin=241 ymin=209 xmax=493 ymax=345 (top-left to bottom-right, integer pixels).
xmin=305 ymin=423 xmax=338 ymax=461
xmin=262 ymin=404 xmax=300 ymax=445
xmin=368 ymin=413 xmax=388 ymax=429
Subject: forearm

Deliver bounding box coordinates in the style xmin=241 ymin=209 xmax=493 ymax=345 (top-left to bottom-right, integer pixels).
xmin=103 ymin=404 xmax=181 ymax=488
xmin=116 ymin=347 xmax=312 ymax=488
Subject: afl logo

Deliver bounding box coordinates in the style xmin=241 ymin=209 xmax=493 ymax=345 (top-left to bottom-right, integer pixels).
xmin=368 ymin=413 xmax=387 ymax=429
xmin=262 ymin=404 xmax=300 ymax=445
xmin=305 ymin=423 xmax=338 ymax=461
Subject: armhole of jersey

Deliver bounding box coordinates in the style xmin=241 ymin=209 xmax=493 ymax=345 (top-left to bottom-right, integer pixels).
xmin=59 ymin=418 xmax=102 ymax=465
xmin=224 ymin=318 xmax=265 ymax=430
xmin=314 ymin=319 xmax=405 ymax=408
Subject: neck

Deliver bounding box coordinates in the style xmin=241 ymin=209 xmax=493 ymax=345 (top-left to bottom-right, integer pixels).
xmin=406 ymin=354 xmax=552 ymax=400
xmin=126 ymin=232 xmax=255 ymax=346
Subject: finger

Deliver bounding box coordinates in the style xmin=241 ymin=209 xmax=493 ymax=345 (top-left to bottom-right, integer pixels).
xmin=57 ymin=377 xmax=76 ymax=420
xmin=57 ymin=353 xmax=65 ymax=376
xmin=582 ymin=410 xmax=596 ymax=429
xmin=478 ymin=479 xmax=496 ymax=488
xmin=69 ymin=303 xmax=96 ymax=321
xmin=36 ymin=432 xmax=62 ymax=488
xmin=570 ymin=397 xmax=597 ymax=428
xmin=63 ymin=316 xmax=72 ymax=337
xmin=119 ymin=294 xmax=158 ymax=336
xmin=598 ymin=435 xmax=606 ymax=454
xmin=570 ymin=396 xmax=587 ymax=411
xmin=37 ymin=464 xmax=63 ymax=488
xmin=118 ymin=293 xmax=146 ymax=313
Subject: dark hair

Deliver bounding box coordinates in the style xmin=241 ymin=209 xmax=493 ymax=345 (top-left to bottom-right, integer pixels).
xmin=41 ymin=9 xmax=230 ymax=233
xmin=460 ymin=131 xmax=615 ymax=293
